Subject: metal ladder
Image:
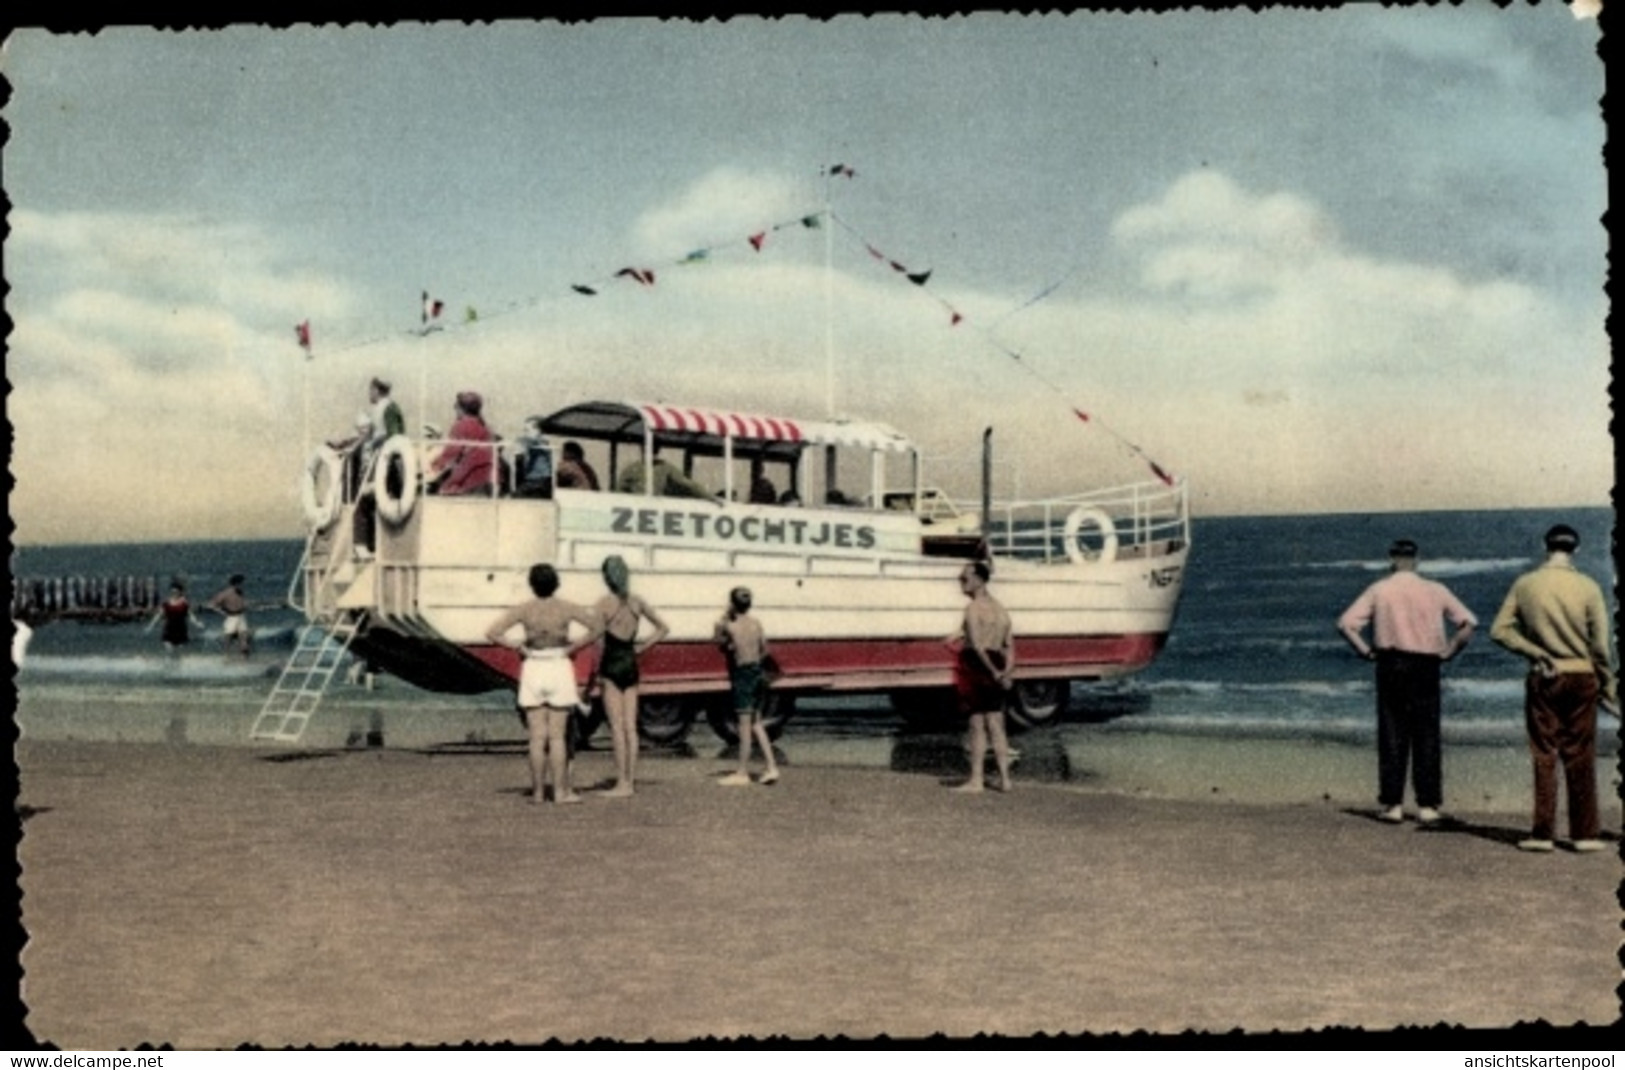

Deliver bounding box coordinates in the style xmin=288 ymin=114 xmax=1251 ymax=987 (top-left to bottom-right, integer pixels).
xmin=250 ymin=618 xmax=361 ymax=743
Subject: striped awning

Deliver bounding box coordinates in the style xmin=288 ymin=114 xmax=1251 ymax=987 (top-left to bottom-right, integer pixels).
xmin=540 ymin=400 xmax=915 ymax=454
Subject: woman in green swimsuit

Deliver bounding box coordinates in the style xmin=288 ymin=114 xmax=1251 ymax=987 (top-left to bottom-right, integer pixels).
xmin=594 ymin=555 xmax=670 ymax=797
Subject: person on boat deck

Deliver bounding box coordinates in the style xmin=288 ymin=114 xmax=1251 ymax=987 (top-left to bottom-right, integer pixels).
xmin=748 ymin=458 xmax=778 ymax=505
xmin=593 ymin=555 xmax=670 ymax=798
xmin=329 ymin=378 xmax=407 ymax=553
xmin=1337 ymin=538 xmax=1476 ymax=826
xmin=948 ymin=559 xmax=1015 ymax=794
xmin=485 ymin=563 xmax=601 ymax=806
xmin=555 ymin=440 xmax=601 ymax=491
xmin=206 ymin=574 xmax=253 ymax=659
xmin=146 ymin=582 xmax=203 ymax=653
xmin=715 ymin=586 xmax=780 ymax=787
xmin=512 ymin=417 xmax=554 ymax=499
xmin=428 ymin=391 xmax=496 ymax=496
xmin=615 ymin=447 xmax=714 ymax=499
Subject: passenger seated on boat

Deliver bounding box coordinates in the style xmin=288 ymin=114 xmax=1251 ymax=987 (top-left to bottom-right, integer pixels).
xmin=748 ymin=459 xmax=777 ymax=505
xmin=427 ymin=391 xmax=496 ymax=496
xmin=825 ymin=488 xmax=856 ymax=507
xmin=615 ymin=449 xmax=714 ymax=499
xmin=512 ymin=418 xmax=553 ymax=499
xmin=555 ymin=441 xmax=601 ymax=491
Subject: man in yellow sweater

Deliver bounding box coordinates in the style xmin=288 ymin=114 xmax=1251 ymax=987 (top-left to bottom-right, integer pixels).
xmin=1490 ymin=524 xmax=1616 ymax=853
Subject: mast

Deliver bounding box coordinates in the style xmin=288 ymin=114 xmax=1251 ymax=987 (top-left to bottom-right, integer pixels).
xmin=823 ymin=172 xmax=835 ymax=419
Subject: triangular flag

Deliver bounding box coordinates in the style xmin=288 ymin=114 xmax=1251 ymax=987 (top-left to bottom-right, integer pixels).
xmin=827 ymin=163 xmax=856 ymax=178
xmin=615 ymin=267 xmax=656 ymax=286
xmin=866 ymin=244 xmax=885 ymax=261
xmin=907 ymin=270 xmax=932 ymax=286
xmin=422 ymin=291 xmax=444 ymax=324
xmin=950 ymin=311 xmax=963 ymax=327
xmin=801 ymin=214 xmax=823 ymax=229
xmin=572 ymin=284 xmax=598 ymax=296
xmin=1149 ymin=461 xmax=1175 ymax=486
xmin=1072 ymin=408 xmax=1091 ymax=424
xmin=889 ymin=260 xmax=907 ymax=273
xmin=464 ymin=306 xmax=478 ymax=323
xmin=682 ymin=249 xmax=711 ymax=264
xmin=748 ymin=232 xmax=767 ymax=252
xmin=295 ymin=320 xmax=311 ymax=351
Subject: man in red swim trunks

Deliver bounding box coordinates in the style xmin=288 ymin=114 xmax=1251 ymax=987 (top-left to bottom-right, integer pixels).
xmin=949 ymin=559 xmax=1014 ymax=793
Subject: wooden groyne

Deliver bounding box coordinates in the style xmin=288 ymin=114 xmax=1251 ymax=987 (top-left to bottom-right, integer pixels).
xmin=12 ymin=575 xmax=162 ymax=624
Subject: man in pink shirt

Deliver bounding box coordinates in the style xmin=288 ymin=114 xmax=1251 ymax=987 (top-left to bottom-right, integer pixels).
xmin=1338 ymin=539 xmax=1477 ymax=825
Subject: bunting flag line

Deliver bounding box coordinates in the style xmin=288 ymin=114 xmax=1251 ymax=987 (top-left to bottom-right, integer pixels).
xmin=828 ymin=209 xmax=1176 ymax=487
xmin=570 ymin=210 xmax=826 ymax=297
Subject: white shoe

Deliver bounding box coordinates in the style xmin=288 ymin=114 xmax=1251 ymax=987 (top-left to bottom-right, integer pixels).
xmin=1417 ymin=807 xmax=1441 ymax=825
xmin=1379 ymin=805 xmax=1404 ymax=824
xmin=1517 ymin=838 xmax=1555 ymax=853
xmin=1571 ymin=839 xmax=1607 ymax=853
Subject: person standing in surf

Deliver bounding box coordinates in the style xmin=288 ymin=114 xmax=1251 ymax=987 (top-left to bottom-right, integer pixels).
xmin=949 ymin=560 xmax=1015 ymax=793
xmin=486 ymin=564 xmax=599 ymax=806
xmin=146 ymin=582 xmax=203 ymax=653
xmin=715 ymin=587 xmax=779 ymax=786
xmin=593 ymin=555 xmax=669 ymax=797
xmin=1337 ymin=538 xmax=1476 ymax=826
xmin=206 ymin=574 xmax=253 ymax=658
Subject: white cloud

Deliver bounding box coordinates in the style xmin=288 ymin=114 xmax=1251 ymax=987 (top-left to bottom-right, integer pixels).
xmin=630 ymin=168 xmax=811 ymax=258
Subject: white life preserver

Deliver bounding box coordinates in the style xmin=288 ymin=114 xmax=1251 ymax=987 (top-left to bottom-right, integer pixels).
xmin=1062 ymin=506 xmax=1119 ymax=566
xmin=374 ymin=434 xmax=420 ymax=526
xmin=300 ymin=446 xmax=344 ymax=531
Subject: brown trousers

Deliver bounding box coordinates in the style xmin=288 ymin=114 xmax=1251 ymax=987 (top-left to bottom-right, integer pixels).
xmin=1524 ymin=672 xmax=1600 ymax=841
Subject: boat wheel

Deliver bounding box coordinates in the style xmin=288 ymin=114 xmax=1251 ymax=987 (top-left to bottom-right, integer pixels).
xmin=1008 ymin=679 xmax=1070 ymax=729
xmin=637 ymin=694 xmax=694 ymax=746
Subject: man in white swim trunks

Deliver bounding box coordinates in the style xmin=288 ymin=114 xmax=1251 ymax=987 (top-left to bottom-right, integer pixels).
xmin=486 ymin=564 xmax=600 ymax=805
xmin=206 ymin=574 xmax=253 ymax=658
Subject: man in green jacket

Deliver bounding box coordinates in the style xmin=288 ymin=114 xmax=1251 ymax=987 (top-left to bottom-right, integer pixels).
xmin=1490 ymin=524 xmax=1616 ymax=853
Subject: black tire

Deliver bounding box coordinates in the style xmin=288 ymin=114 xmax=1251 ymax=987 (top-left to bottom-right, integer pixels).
xmin=1007 ymin=678 xmax=1070 ymax=729
xmin=889 ymin=688 xmax=957 ymax=731
xmin=636 ymin=694 xmax=695 ymax=746
xmin=704 ymin=691 xmax=796 ymax=744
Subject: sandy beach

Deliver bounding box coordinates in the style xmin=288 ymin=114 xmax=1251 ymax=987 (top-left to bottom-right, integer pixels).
xmin=17 ymin=713 xmax=1621 ymax=1048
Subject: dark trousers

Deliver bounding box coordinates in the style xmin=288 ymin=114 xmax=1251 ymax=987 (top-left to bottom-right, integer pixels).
xmin=1524 ymin=672 xmax=1600 ymax=841
xmin=1374 ymin=651 xmax=1443 ymax=808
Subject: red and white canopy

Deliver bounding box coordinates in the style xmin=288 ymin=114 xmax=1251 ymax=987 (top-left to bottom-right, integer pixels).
xmin=540 ymin=400 xmax=915 ymax=456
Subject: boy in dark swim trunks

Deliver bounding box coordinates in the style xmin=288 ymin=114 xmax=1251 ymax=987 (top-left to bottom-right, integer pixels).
xmin=948 ymin=560 xmax=1015 ymax=793
xmin=715 ymin=586 xmax=779 ymax=786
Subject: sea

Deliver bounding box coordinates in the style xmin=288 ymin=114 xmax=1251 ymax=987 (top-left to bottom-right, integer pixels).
xmin=10 ymin=506 xmax=1617 ymax=752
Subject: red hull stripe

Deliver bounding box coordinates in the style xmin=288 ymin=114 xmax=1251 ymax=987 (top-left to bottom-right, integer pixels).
xmin=465 ymin=633 xmax=1166 ymax=691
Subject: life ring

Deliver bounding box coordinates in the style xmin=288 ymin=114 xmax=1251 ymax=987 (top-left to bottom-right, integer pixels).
xmin=1062 ymin=506 xmax=1119 ymax=565
xmin=374 ymin=434 xmax=420 ymax=526
xmin=300 ymin=446 xmax=344 ymax=531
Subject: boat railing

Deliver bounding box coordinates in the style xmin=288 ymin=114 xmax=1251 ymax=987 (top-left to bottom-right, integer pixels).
xmin=971 ymin=477 xmax=1190 ymax=564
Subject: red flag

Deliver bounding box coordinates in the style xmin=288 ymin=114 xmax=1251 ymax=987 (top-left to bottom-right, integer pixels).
xmin=421 ymin=291 xmax=444 ymax=324
xmin=748 ymin=232 xmax=766 ymax=252
xmin=1149 ymin=461 xmax=1175 ymax=486
xmin=950 ymin=311 xmax=963 ymax=327
xmin=889 ymin=260 xmax=907 ymax=273
xmin=615 ymin=267 xmax=656 ymax=287
xmin=1072 ymin=408 xmax=1091 ymax=423
xmin=827 ymin=163 xmax=856 ymax=178
xmin=295 ymin=320 xmax=311 ymax=351
xmin=866 ymin=245 xmax=884 ymax=261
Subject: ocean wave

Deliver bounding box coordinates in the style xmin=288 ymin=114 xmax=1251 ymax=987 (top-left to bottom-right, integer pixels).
xmin=18 ymin=654 xmax=280 ymax=683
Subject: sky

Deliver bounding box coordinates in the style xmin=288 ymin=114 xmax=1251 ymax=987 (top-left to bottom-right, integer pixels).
xmin=3 ymin=9 xmax=1610 ymax=545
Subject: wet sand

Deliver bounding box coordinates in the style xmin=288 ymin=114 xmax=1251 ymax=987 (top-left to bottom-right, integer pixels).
xmin=17 ymin=732 xmax=1620 ymax=1047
